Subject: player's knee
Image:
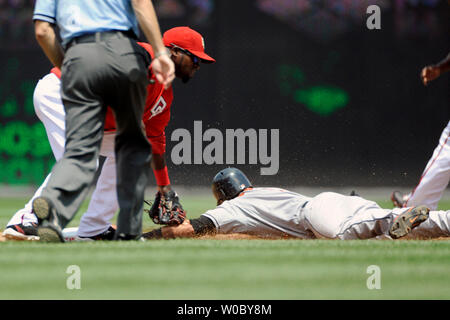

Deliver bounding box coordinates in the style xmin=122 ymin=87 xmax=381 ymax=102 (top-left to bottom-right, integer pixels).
xmin=304 ymin=195 xmax=342 ymax=239
xmin=33 ymin=88 xmax=46 ymax=115
xmin=309 ymin=222 xmax=339 ymax=239
xmin=304 ymin=211 xmax=338 ymax=239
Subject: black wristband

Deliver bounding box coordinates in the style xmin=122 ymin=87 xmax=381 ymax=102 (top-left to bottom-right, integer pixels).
xmin=190 ymin=215 xmax=217 ymax=236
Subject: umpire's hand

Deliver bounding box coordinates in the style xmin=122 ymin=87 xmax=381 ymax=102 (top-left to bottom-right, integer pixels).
xmin=151 ymin=54 xmax=175 ymax=89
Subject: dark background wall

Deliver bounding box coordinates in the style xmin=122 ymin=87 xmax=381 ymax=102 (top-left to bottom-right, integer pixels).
xmin=0 ymin=0 xmax=448 ymax=188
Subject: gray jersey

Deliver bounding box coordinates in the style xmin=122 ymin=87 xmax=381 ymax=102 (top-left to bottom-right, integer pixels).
xmin=202 ymin=187 xmax=313 ymax=238
xmin=201 ymin=188 xmax=450 ymax=240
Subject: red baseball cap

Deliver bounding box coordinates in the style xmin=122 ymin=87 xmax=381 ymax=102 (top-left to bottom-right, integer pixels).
xmin=163 ymin=26 xmax=215 ymax=64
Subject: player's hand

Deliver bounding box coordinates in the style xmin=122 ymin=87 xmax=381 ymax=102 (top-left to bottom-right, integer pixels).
xmin=151 ymin=54 xmax=175 ymax=89
xmin=421 ymin=65 xmax=440 ymax=86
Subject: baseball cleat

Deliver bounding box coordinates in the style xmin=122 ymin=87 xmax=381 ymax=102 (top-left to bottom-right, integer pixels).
xmin=114 ymin=233 xmax=141 ymax=241
xmin=32 ymin=196 xmax=53 ymax=221
xmin=389 ymin=205 xmax=430 ymax=239
xmin=3 ymin=223 xmax=40 ymax=241
xmin=37 ymin=221 xmax=65 ymax=243
xmin=32 ymin=197 xmax=65 ymax=242
xmin=391 ymin=191 xmax=408 ymax=208
xmin=77 ymin=226 xmax=117 ymax=241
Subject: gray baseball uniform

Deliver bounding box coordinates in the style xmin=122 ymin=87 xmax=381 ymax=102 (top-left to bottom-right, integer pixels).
xmin=202 ymin=188 xmax=450 ymax=239
xmin=33 ymin=1 xmax=152 ymax=238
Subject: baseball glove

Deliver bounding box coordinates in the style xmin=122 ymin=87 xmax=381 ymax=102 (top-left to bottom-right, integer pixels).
xmin=144 ymin=190 xmax=186 ymax=226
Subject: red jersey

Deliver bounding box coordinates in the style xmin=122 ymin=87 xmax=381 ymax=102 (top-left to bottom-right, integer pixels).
xmin=50 ymin=42 xmax=173 ymax=155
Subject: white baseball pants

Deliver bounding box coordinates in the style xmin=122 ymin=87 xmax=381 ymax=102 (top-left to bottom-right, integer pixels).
xmin=6 ymin=73 xmax=119 ymax=237
xmin=303 ymin=192 xmax=449 ymax=239
xmin=405 ymin=120 xmax=450 ymax=210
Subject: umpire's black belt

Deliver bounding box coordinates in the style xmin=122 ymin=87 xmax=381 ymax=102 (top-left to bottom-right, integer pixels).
xmin=66 ymin=30 xmax=137 ymax=50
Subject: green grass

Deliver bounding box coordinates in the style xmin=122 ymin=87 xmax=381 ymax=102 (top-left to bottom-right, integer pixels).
xmin=0 ymin=240 xmax=449 ymax=299
xmin=0 ymin=196 xmax=449 ymax=300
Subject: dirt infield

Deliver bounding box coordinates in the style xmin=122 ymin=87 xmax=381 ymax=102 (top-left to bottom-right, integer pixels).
xmin=198 ymin=233 xmax=270 ymax=240
xmin=0 ymin=229 xmax=448 ymax=241
xmin=198 ymin=233 xmax=450 ymax=241
xmin=197 ymin=232 xmax=305 ymax=240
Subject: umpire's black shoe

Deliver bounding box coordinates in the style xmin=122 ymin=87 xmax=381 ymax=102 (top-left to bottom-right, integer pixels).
xmin=391 ymin=191 xmax=407 ymax=208
xmin=114 ymin=233 xmax=141 ymax=241
xmin=79 ymin=226 xmax=116 ymax=241
xmin=389 ymin=206 xmax=430 ymax=239
xmin=32 ymin=197 xmax=65 ymax=243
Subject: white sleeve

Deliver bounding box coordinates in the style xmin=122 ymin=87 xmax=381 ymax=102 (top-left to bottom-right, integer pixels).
xmin=202 ymin=206 xmax=247 ymax=234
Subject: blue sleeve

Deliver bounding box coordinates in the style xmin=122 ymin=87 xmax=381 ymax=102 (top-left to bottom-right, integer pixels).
xmin=33 ymin=0 xmax=56 ymax=24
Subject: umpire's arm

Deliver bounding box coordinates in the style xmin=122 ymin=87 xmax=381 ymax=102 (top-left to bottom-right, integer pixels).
xmin=131 ymin=0 xmax=174 ymax=88
xmin=142 ymin=216 xmax=217 ymax=239
xmin=34 ymin=20 xmax=64 ymax=68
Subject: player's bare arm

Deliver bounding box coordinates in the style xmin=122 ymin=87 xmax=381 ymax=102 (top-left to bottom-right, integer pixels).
xmin=131 ymin=0 xmax=175 ymax=88
xmin=421 ymin=52 xmax=450 ymax=85
xmin=142 ymin=216 xmax=216 ymax=239
xmin=34 ymin=20 xmax=64 ymax=68
xmin=435 ymin=52 xmax=450 ymax=74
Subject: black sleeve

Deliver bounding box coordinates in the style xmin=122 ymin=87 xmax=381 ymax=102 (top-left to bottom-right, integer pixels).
xmin=190 ymin=215 xmax=217 ymax=236
xmin=141 ymin=228 xmax=163 ymax=239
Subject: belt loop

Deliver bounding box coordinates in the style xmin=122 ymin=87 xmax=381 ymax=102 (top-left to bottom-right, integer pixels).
xmin=95 ymin=32 xmax=101 ymax=43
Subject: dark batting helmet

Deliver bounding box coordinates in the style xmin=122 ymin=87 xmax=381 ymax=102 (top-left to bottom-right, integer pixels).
xmin=212 ymin=168 xmax=252 ymax=205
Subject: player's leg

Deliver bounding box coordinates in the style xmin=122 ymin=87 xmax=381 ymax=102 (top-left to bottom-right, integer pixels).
xmin=4 ymin=74 xmax=66 ymax=239
xmin=108 ymin=39 xmax=151 ymax=239
xmin=404 ymin=121 xmax=450 ymax=210
xmin=338 ymin=204 xmax=430 ymax=240
xmin=77 ymin=133 xmax=118 ymax=238
xmin=34 ymin=46 xmax=109 ymax=241
xmin=6 ymin=174 xmax=52 ymax=227
xmin=33 ymin=73 xmax=66 ymax=161
xmin=303 ymin=192 xmax=393 ymax=239
xmin=303 ymin=192 xmax=427 ymax=239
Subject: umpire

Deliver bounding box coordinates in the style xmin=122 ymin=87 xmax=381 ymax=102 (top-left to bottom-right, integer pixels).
xmin=32 ymin=0 xmax=175 ymax=241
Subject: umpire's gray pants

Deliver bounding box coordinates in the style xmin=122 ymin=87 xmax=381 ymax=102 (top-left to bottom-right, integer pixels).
xmin=41 ymin=33 xmax=151 ymax=237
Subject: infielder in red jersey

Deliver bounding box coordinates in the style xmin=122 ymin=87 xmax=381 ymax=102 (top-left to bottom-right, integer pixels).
xmin=3 ymin=27 xmax=215 ymax=241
